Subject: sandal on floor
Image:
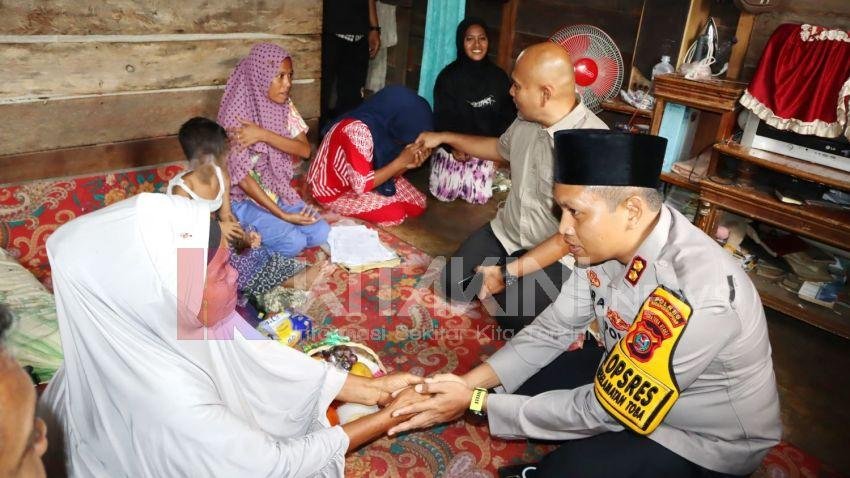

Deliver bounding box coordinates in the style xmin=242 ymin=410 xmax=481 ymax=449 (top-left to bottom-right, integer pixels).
xmin=498 ymin=463 xmax=539 ymax=478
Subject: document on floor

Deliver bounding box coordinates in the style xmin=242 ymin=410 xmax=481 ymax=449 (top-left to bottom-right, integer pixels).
xmin=327 ymin=225 xmax=400 ymax=272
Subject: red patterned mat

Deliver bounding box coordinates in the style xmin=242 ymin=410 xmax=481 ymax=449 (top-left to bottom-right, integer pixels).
xmin=0 ymin=163 xmax=186 ymax=288
xmin=1 ymin=165 xmax=843 ymax=477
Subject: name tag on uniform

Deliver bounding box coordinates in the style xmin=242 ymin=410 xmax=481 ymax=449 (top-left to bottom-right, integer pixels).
xmin=593 ymin=286 xmax=692 ymax=435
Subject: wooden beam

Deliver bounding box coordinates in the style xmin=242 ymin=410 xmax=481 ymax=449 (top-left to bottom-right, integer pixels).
xmin=676 ymin=0 xmax=711 ymax=66
xmin=725 ymin=11 xmax=754 ymax=80
xmin=0 ymin=37 xmax=320 ymax=101
xmin=497 ymin=0 xmax=519 ymax=71
xmin=0 ymin=136 xmax=185 ymax=185
xmin=0 ymin=0 xmax=322 ymax=35
xmin=0 ymin=82 xmax=319 ymax=156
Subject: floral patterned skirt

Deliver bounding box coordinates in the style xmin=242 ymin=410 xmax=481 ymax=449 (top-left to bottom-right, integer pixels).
xmin=428 ymin=147 xmax=494 ymax=205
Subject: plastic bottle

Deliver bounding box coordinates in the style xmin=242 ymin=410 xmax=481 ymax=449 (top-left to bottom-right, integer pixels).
xmin=651 ymin=55 xmax=675 ymax=81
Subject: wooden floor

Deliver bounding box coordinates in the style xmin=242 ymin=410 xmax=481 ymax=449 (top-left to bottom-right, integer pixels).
xmin=388 ymin=167 xmax=850 ymax=474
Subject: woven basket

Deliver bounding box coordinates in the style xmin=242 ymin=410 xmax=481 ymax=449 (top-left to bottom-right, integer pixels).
xmin=306 ymin=342 xmax=387 ymax=376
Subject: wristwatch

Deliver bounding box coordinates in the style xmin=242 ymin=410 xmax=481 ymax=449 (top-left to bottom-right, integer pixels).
xmin=369 ymin=25 xmax=381 ymax=32
xmin=469 ymin=387 xmax=488 ymax=417
xmin=501 ymin=264 xmax=518 ymax=288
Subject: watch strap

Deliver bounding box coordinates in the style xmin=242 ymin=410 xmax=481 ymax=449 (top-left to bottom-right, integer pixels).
xmin=501 ymin=264 xmax=518 ymax=288
xmin=469 ymin=387 xmax=488 ymax=416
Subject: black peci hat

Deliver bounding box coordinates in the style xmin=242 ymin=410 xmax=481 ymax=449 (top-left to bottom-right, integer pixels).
xmin=553 ymin=130 xmax=667 ymax=188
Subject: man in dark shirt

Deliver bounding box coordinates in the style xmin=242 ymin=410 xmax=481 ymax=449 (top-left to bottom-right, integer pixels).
xmin=321 ymin=0 xmax=381 ymax=128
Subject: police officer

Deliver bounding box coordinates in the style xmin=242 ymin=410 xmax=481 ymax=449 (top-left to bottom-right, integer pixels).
xmin=387 ymin=130 xmax=782 ymax=477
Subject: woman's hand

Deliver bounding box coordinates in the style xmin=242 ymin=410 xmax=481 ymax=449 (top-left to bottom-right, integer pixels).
xmin=371 ymin=372 xmax=425 ymax=406
xmin=451 ymin=148 xmax=471 ymax=162
xmin=368 ymin=30 xmax=381 ymax=58
xmin=281 ymin=205 xmax=319 ymax=225
xmin=230 ymin=117 xmax=269 ymax=149
xmin=387 ymin=375 xmax=474 ymax=436
xmin=395 ymin=144 xmax=430 ymax=171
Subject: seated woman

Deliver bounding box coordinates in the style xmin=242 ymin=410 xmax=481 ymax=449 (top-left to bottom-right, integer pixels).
xmin=219 ymin=43 xmax=329 ymax=257
xmin=307 ymin=86 xmax=433 ymax=227
xmin=39 ymin=193 xmax=426 ymax=477
xmin=429 ymin=18 xmax=516 ymax=204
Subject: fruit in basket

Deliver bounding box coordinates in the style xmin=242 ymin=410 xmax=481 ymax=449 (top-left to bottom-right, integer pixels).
xmin=349 ymin=362 xmax=373 ymax=378
xmin=326 ymin=405 xmax=340 ymax=426
xmin=321 ymin=345 xmax=359 ymax=371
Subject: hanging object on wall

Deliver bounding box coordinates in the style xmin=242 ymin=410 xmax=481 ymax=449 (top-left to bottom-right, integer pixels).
xmin=733 ymin=0 xmax=779 ymax=14
xmin=679 ymin=17 xmax=729 ymax=79
xmin=550 ymin=24 xmax=624 ymax=113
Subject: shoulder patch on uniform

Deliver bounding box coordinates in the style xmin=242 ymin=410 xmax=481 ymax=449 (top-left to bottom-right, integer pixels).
xmin=594 ymin=286 xmax=693 ymax=435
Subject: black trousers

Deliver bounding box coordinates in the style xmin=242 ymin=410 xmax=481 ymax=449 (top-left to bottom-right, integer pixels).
xmin=512 ymin=339 xmax=743 ymax=478
xmin=439 ymin=223 xmax=570 ymax=332
xmin=320 ymin=33 xmax=369 ymax=128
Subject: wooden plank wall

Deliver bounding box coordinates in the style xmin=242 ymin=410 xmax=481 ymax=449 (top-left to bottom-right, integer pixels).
xmin=0 ymin=0 xmax=322 ymax=182
xmin=383 ymin=0 xmax=414 ymax=87
xmin=740 ymin=0 xmax=850 ymax=81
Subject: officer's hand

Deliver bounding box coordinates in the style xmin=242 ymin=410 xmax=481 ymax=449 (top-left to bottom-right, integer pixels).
xmin=475 ymin=265 xmax=505 ymax=299
xmin=387 ymin=379 xmax=473 ymax=436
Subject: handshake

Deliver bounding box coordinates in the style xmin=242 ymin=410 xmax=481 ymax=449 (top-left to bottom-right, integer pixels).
xmin=396 ymin=142 xmax=432 ymax=171
xmin=366 ymin=371 xmax=480 ymax=436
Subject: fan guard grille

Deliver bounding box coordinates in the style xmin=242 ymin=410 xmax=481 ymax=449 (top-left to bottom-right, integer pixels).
xmin=550 ymin=24 xmax=624 ymax=113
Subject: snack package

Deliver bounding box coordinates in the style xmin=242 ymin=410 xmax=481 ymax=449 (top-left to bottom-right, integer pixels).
xmin=257 ymin=311 xmax=313 ymax=347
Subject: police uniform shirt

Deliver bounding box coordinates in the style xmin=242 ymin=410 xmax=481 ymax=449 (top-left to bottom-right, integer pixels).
xmin=485 ymin=205 xmax=782 ymax=475
xmin=492 ymin=98 xmax=607 ymax=266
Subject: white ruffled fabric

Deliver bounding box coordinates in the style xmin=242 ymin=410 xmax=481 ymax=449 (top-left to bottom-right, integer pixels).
xmin=740 ymin=87 xmax=850 ymax=140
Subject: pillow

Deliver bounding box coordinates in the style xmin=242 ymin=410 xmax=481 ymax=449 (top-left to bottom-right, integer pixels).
xmin=0 ymin=248 xmax=62 ymax=383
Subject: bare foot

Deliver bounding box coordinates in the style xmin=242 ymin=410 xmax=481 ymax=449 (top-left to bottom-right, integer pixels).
xmin=283 ymin=258 xmax=334 ymax=290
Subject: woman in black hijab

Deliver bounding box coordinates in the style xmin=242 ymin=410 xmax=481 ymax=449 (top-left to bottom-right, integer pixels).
xmin=428 ymin=18 xmax=516 ymax=204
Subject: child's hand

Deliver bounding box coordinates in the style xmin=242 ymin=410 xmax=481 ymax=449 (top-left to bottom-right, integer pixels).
xmin=219 ymin=221 xmax=245 ymax=243
xmin=247 ymin=231 xmax=262 ymax=249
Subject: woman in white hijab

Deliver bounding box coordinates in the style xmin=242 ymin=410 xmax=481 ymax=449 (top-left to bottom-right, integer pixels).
xmin=39 ymin=193 xmax=424 ymax=477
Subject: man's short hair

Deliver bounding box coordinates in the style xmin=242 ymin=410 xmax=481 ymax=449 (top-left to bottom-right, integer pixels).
xmin=588 ymin=186 xmax=663 ymax=212
xmin=0 ymin=303 xmax=12 ymax=346
xmin=178 ymin=117 xmax=228 ymax=162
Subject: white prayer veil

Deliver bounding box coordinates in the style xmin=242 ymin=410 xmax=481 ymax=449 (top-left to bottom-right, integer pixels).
xmin=40 ymin=193 xmax=348 ymax=477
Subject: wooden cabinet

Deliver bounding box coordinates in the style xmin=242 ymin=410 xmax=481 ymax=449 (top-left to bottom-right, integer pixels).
xmin=650 ymin=74 xmax=747 ymax=191
xmin=650 ymin=74 xmax=850 ymax=339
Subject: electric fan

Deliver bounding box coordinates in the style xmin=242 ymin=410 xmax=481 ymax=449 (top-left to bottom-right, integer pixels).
xmin=550 ymin=24 xmax=624 ymax=113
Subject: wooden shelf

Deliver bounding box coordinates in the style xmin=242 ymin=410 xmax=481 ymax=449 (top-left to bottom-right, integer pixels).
xmin=601 ymin=97 xmax=653 ymax=119
xmin=699 ymin=179 xmax=850 ymax=250
xmin=652 ymin=74 xmax=747 ymax=113
xmin=715 ymin=142 xmax=850 ymax=191
xmin=661 ymin=170 xmax=700 ymax=192
xmin=749 ymin=271 xmax=850 ymax=339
